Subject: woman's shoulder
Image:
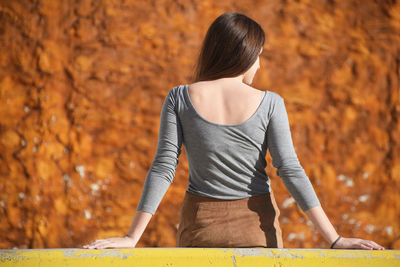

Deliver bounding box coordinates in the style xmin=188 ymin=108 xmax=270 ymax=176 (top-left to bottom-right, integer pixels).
xmin=262 ymin=89 xmax=283 ymax=101
xmin=266 ymin=91 xmax=286 ymax=113
xmin=167 ymin=84 xmax=186 ymax=97
xmin=169 ymin=82 xmax=284 ymax=104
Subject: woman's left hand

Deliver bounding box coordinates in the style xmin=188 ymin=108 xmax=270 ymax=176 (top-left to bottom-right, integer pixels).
xmin=83 ymin=236 xmax=137 ymax=249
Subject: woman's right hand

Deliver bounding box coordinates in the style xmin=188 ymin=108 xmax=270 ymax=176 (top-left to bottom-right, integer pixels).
xmin=332 ymin=237 xmax=385 ymax=250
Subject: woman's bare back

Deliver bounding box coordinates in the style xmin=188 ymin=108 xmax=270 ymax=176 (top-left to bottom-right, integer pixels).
xmin=187 ymin=80 xmax=264 ymax=126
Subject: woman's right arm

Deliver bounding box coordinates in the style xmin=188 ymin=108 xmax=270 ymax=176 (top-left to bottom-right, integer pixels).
xmin=305 ymin=205 xmax=384 ymax=250
xmin=266 ymin=93 xmax=384 ymax=250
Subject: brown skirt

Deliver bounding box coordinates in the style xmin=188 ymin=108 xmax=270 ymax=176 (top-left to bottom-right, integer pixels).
xmin=176 ymin=190 xmax=283 ymax=248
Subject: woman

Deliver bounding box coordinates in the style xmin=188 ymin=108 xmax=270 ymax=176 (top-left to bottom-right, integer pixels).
xmin=84 ymin=12 xmax=384 ymax=250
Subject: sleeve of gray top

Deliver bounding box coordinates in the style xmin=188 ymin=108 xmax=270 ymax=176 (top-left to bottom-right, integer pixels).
xmin=136 ymin=89 xmax=183 ymax=215
xmin=266 ymin=95 xmax=321 ymax=212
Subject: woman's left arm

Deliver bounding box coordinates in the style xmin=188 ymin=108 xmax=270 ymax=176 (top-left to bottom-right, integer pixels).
xmin=305 ymin=205 xmax=385 ymax=250
xmin=83 ymin=87 xmax=184 ymax=249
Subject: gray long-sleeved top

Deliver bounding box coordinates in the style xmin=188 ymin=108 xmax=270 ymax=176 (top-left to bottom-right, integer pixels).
xmin=136 ymin=84 xmax=321 ymax=215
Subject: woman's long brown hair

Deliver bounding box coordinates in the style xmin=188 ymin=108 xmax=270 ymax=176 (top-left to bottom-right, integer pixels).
xmin=191 ymin=12 xmax=265 ymax=83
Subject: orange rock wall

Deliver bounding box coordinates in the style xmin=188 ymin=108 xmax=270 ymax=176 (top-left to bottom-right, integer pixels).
xmin=0 ymin=0 xmax=399 ymax=249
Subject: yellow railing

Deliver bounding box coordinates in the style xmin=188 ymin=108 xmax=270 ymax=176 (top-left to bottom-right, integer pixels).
xmin=0 ymin=248 xmax=399 ymax=267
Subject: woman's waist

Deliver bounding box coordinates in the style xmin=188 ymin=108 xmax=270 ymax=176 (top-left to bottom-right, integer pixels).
xmin=185 ymin=186 xmax=271 ymax=206
xmin=183 ymin=191 xmax=278 ymax=212
xmin=187 ymin=173 xmax=271 ymax=198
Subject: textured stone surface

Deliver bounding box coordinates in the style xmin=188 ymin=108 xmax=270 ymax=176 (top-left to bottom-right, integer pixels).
xmin=0 ymin=0 xmax=399 ymax=249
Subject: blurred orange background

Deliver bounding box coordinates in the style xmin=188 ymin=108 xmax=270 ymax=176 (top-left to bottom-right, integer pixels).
xmin=0 ymin=0 xmax=399 ymax=249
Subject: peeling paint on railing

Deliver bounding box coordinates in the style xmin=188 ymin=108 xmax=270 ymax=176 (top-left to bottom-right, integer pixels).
xmin=0 ymin=248 xmax=399 ymax=267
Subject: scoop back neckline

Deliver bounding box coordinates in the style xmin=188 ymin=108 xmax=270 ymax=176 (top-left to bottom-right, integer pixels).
xmin=183 ymin=84 xmax=267 ymax=127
